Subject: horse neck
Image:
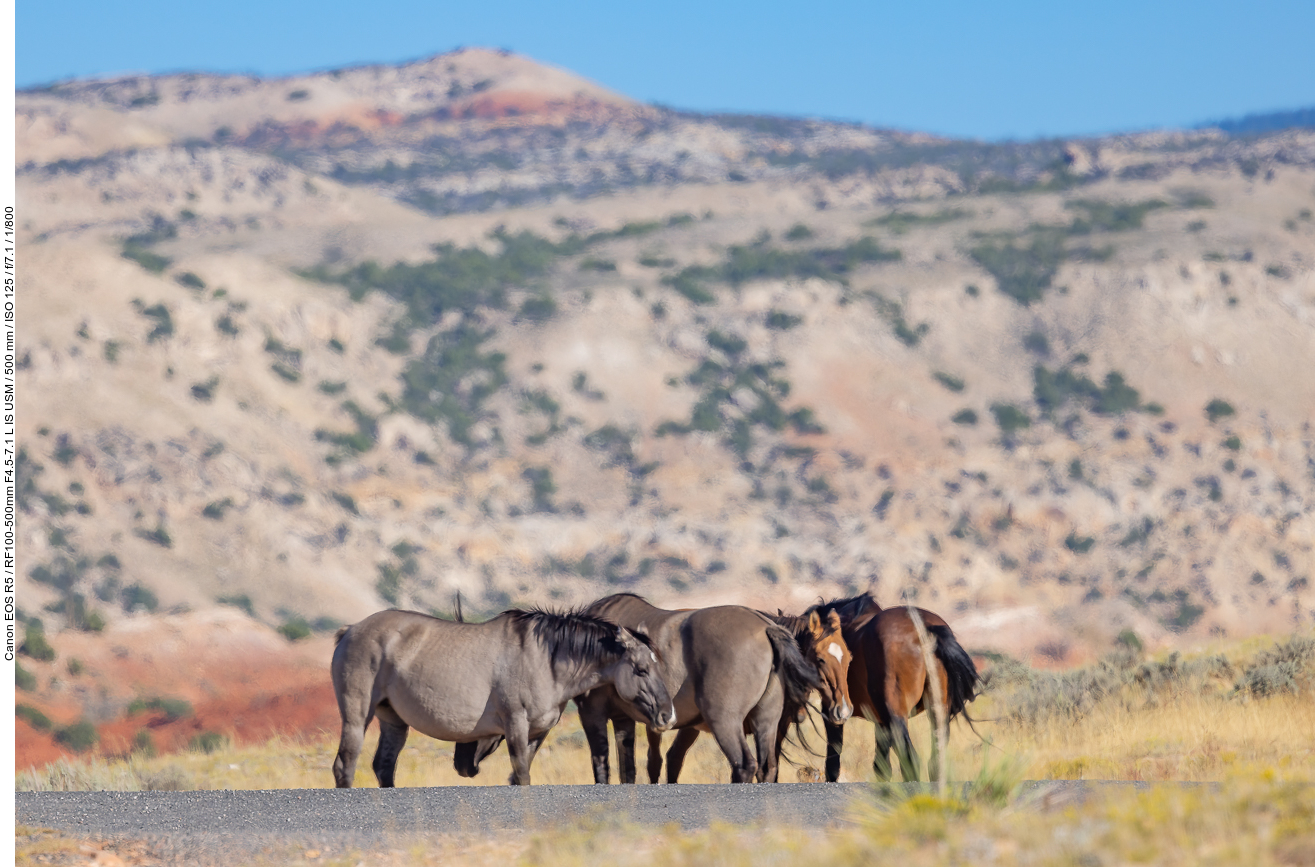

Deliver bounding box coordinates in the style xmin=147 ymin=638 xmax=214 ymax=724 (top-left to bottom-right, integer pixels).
xmin=551 ymin=651 xmax=622 ymax=697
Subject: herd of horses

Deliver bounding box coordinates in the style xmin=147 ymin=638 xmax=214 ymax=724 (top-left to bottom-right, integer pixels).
xmin=330 ymin=592 xmax=980 ymax=787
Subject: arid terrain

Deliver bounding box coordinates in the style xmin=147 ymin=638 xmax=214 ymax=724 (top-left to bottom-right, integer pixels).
xmin=14 ymin=48 xmax=1315 ymax=769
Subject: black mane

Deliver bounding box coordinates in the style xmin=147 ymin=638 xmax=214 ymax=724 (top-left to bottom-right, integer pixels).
xmin=505 ymin=607 xmax=653 ymax=670
xmin=806 ymin=592 xmax=881 ymax=624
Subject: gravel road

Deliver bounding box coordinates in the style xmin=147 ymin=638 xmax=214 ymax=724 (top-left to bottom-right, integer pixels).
xmin=17 ymin=780 xmax=1189 ymax=858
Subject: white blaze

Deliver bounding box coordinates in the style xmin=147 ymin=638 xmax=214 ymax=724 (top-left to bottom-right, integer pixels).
xmin=827 ymin=643 xmax=844 ymax=663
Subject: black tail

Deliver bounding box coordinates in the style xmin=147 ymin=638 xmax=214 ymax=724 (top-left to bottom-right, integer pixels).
xmin=928 ymin=624 xmax=979 ymax=720
xmin=765 ymin=622 xmax=822 ymax=711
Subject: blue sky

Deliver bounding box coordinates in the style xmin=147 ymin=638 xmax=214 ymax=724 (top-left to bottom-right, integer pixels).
xmin=16 ymin=0 xmax=1315 ymax=140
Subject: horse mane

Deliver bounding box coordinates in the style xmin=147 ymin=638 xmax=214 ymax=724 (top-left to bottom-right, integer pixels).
xmin=760 ymin=611 xmax=817 ymax=656
xmin=806 ymin=592 xmax=881 ymax=625
xmin=504 ymin=607 xmax=653 ymax=670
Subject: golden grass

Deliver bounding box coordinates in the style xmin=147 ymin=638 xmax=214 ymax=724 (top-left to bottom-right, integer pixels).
xmin=37 ymin=772 xmax=1305 ymax=867
xmin=18 ymin=632 xmax=1315 ymax=791
xmin=15 ymin=635 xmax=1315 ymax=865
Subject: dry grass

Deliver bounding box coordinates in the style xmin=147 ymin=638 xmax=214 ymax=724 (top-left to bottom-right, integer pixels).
xmin=22 ymin=773 xmax=1314 ymax=866
xmin=16 ymin=635 xmax=1315 ymax=865
xmin=19 ymin=632 xmax=1315 ymax=791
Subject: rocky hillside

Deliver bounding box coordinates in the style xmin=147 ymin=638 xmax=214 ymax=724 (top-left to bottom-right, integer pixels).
xmin=16 ymin=47 xmax=1315 ymax=710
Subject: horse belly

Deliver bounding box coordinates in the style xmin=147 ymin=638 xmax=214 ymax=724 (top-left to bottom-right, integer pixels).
xmin=382 ymin=670 xmax=504 ymax=742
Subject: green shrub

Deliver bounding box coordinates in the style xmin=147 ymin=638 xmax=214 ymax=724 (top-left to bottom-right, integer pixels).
xmin=189 ymin=731 xmax=227 ymax=754
xmin=133 ymin=730 xmax=157 ymax=757
xmin=990 ymin=403 xmax=1031 ymax=435
xmin=217 ymin=594 xmax=255 ymax=617
xmin=190 ymin=376 xmax=219 ymax=403
xmin=134 ymin=522 xmax=172 ymax=548
xmin=523 ymin=466 xmax=558 ymax=512
xmin=317 ymin=380 xmax=347 ymax=395
xmin=16 ymin=662 xmax=37 ymax=691
xmin=175 ymin=272 xmax=206 ymax=290
xmin=270 ymin=362 xmax=301 ymax=383
xmin=579 ymin=257 xmax=616 ymax=272
xmin=951 ymin=408 xmax=978 ymax=426
xmin=1223 ymin=435 xmax=1242 ymax=451
xmin=120 ymin=583 xmax=159 ymax=612
xmin=202 ymin=498 xmax=233 ymax=520
xmin=136 ymin=303 xmax=174 ymax=342
xmin=1064 ymin=532 xmax=1096 ymax=554
xmin=397 ymin=324 xmax=508 ymax=447
xmin=1065 ymin=198 xmax=1168 ymax=233
xmin=16 ymin=704 xmax=52 ymax=730
xmin=121 ymin=245 xmax=171 ymax=274
xmin=1205 ymin=399 xmax=1235 ymax=423
xmin=867 ymin=208 xmax=970 ymax=234
xmin=517 ymin=295 xmax=557 ymax=322
xmin=127 ymin=695 xmax=193 ymax=722
xmin=330 ymin=491 xmax=359 ymax=514
xmin=277 ymin=617 xmax=311 ymax=641
xmin=54 ymin=720 xmax=99 ymax=752
xmin=784 ymin=223 xmax=814 ymax=241
xmin=969 ymin=232 xmax=1066 ymax=305
xmin=933 ymin=372 xmax=965 ymax=392
xmin=1022 ymin=330 xmax=1050 ymax=356
xmin=765 ymin=309 xmax=803 ymax=330
xmin=20 ymin=625 xmax=56 ymax=662
xmin=1233 ymin=637 xmax=1315 ymax=697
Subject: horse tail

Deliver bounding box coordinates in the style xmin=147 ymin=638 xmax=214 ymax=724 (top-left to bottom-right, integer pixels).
xmin=765 ymin=622 xmax=822 ymax=711
xmin=333 ymin=626 xmax=350 ymax=647
xmin=928 ymin=624 xmax=979 ymax=721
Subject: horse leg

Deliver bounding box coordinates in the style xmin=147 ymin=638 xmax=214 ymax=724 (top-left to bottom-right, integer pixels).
xmin=872 ymin=721 xmax=895 ymax=782
xmin=646 ymin=725 xmax=665 ymax=783
xmin=748 ymin=676 xmax=784 ymax=783
xmin=505 ymin=715 xmax=534 ymax=786
xmin=578 ymin=694 xmax=613 ymax=784
xmin=332 ymin=704 xmax=374 ymax=789
xmin=824 ymin=719 xmax=845 ymax=783
xmin=614 ymin=717 xmax=637 ymax=784
xmin=891 ymin=716 xmax=920 ymax=782
xmin=708 ymin=719 xmax=756 ymax=783
xmin=664 ymin=727 xmax=701 ymax=783
xmin=372 ymin=708 xmax=410 ymax=788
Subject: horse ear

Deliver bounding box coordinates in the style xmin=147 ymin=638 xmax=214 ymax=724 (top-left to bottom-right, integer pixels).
xmin=615 ymin=626 xmax=636 ymax=648
xmin=808 ymin=611 xmax=822 ymax=633
xmin=827 ymin=610 xmax=842 ymax=631
xmin=632 ymin=622 xmax=650 ymax=638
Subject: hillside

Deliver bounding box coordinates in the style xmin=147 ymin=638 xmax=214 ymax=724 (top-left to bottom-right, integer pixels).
xmin=14 ymin=48 xmax=1315 ymax=765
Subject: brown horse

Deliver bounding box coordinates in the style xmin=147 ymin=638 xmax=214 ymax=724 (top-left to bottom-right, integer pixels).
xmin=760 ymin=608 xmax=853 ymax=777
xmin=809 ymin=594 xmax=979 ymax=782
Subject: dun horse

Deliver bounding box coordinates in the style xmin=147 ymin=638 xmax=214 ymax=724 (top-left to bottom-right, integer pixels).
xmin=331 ymin=607 xmax=673 ymax=787
xmin=576 ymin=593 xmax=823 ymax=784
xmin=811 ymin=593 xmax=979 ymax=782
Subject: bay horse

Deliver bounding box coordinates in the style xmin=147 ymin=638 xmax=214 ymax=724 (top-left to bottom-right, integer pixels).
xmin=810 ymin=593 xmax=979 ymax=782
xmin=576 ymin=593 xmax=821 ymax=784
xmin=331 ymin=607 xmax=673 ymax=787
xmin=763 ymin=608 xmax=854 ymax=775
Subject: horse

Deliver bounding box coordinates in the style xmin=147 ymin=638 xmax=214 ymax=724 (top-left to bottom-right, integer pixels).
xmin=576 ymin=593 xmax=821 ymax=784
xmin=330 ymin=607 xmax=674 ymax=787
xmin=762 ymin=608 xmax=854 ymax=774
xmin=809 ymin=593 xmax=979 ymax=782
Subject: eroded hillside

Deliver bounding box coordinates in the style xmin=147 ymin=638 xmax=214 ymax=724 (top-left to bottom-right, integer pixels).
xmin=14 ymin=49 xmax=1315 ymax=763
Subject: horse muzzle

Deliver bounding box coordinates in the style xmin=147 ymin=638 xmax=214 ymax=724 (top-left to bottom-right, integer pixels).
xmin=829 ymin=699 xmax=853 ymax=725
xmin=651 ymin=702 xmax=677 ymax=732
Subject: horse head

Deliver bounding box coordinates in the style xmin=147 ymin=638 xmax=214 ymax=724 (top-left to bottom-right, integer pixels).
xmin=609 ymin=626 xmax=675 ymax=732
xmin=807 ymin=610 xmax=853 ymax=724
